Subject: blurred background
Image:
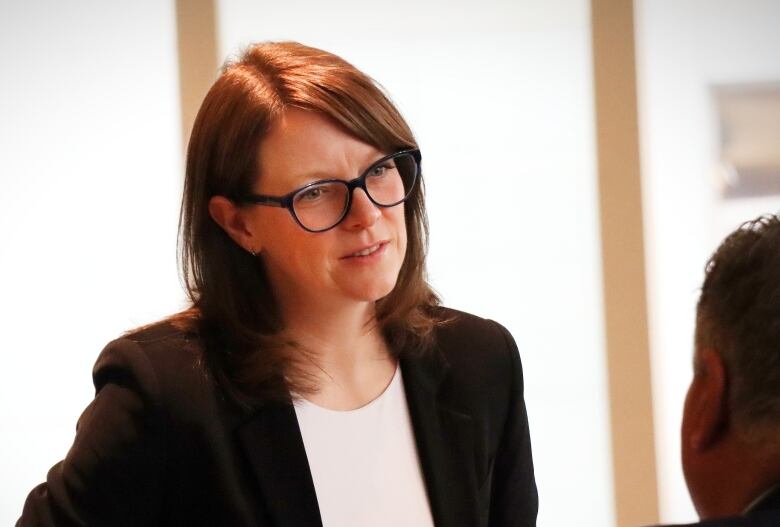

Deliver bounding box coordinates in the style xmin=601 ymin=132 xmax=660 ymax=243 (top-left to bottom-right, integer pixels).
xmin=1 ymin=0 xmax=778 ymax=525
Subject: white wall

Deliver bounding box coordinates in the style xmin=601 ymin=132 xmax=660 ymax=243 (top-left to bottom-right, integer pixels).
xmin=635 ymin=0 xmax=780 ymax=522
xmin=0 ymin=1 xmax=183 ymax=522
xmin=217 ymin=1 xmax=613 ymax=525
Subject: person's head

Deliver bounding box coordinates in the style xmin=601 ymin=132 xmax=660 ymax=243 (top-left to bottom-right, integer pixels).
xmin=682 ymin=214 xmax=780 ymax=518
xmin=178 ymin=42 xmax=439 ymax=401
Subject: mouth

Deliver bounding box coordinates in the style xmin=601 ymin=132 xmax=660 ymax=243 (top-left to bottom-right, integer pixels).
xmin=343 ymin=241 xmax=389 ymax=259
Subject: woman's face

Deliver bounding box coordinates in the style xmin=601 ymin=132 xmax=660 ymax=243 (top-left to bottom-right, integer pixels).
xmin=246 ymin=108 xmax=408 ymax=312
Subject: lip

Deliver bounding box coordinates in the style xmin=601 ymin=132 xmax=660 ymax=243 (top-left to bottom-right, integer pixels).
xmin=340 ymin=240 xmax=390 ymax=260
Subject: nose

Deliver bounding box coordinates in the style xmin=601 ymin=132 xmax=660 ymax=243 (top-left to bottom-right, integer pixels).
xmin=343 ymin=188 xmax=381 ymax=229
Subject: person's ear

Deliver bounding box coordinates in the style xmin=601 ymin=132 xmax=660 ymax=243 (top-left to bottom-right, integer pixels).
xmin=684 ymin=349 xmax=728 ymax=452
xmin=208 ymin=196 xmax=262 ymax=254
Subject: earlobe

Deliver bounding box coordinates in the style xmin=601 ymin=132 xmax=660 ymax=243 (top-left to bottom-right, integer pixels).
xmin=208 ymin=196 xmax=261 ymax=254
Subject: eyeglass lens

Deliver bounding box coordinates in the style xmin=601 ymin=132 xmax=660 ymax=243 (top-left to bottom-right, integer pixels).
xmin=291 ymin=152 xmax=418 ymax=231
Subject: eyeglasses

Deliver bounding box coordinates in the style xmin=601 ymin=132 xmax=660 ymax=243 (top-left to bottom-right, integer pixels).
xmin=238 ymin=149 xmax=421 ymax=233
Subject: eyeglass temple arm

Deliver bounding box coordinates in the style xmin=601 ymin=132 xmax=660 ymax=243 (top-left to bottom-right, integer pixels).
xmin=241 ymin=194 xmax=287 ymax=208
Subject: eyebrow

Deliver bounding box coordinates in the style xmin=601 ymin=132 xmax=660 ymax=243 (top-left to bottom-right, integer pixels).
xmin=287 ymin=152 xmax=388 ymax=185
xmin=288 ymin=169 xmax=345 ymax=185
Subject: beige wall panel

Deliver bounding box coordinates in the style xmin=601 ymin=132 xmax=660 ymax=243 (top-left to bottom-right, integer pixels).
xmin=176 ymin=0 xmax=219 ymax=151
xmin=591 ymin=0 xmax=659 ymax=525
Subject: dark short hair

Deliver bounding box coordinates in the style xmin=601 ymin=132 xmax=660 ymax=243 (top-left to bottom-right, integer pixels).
xmin=695 ymin=213 xmax=780 ymax=442
xmin=176 ymin=42 xmax=440 ymax=404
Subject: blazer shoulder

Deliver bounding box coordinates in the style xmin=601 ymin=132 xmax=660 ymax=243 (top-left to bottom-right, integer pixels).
xmin=96 ymin=321 xmax=201 ymax=374
xmin=429 ymin=307 xmax=521 ymax=392
xmin=432 ymin=307 xmax=518 ymax=363
xmin=121 ymin=319 xmax=197 ymax=349
xmin=93 ymin=320 xmax=218 ymax=420
xmin=107 ymin=319 xmax=201 ymax=361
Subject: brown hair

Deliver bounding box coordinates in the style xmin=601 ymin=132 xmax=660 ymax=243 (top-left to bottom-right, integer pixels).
xmin=695 ymin=213 xmax=780 ymax=442
xmin=175 ymin=42 xmax=440 ymax=405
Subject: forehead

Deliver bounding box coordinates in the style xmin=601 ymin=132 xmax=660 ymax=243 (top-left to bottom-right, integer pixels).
xmin=256 ymin=108 xmax=383 ymax=193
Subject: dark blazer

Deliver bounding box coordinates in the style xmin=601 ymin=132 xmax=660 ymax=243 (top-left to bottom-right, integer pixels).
xmin=18 ymin=308 xmax=537 ymax=526
xmin=659 ymin=486 xmax=780 ymax=527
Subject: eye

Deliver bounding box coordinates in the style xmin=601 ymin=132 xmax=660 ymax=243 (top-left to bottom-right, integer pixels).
xmin=368 ymin=162 xmax=394 ymax=178
xmin=297 ymin=186 xmax=327 ymax=202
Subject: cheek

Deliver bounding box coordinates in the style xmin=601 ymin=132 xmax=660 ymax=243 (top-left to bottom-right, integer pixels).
xmin=680 ymin=382 xmax=697 ymax=484
xmin=275 ymin=236 xmax=332 ymax=271
xmin=256 ymin=216 xmax=331 ymax=273
xmin=680 ymin=377 xmax=703 ymax=445
xmin=390 ymin=207 xmax=408 ymax=251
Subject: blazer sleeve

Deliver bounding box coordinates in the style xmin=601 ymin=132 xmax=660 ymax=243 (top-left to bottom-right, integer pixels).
xmin=18 ymin=338 xmax=166 ymax=527
xmin=488 ymin=322 xmax=538 ymax=527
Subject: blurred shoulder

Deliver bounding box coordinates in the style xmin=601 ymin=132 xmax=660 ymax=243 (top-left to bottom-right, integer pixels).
xmin=654 ymin=510 xmax=780 ymax=527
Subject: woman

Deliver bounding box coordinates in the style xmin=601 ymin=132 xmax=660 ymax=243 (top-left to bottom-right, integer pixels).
xmin=19 ymin=42 xmax=537 ymax=527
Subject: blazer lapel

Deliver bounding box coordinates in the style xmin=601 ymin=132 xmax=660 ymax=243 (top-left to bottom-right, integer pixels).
xmin=402 ymin=353 xmax=479 ymax=527
xmin=236 ymin=402 xmax=323 ymax=527
xmin=233 ymin=352 xmax=479 ymax=527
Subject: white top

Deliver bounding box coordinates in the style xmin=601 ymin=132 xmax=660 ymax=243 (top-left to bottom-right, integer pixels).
xmin=293 ymin=365 xmax=436 ymax=527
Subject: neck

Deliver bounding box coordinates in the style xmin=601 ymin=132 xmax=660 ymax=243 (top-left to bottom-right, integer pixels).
xmin=693 ymin=437 xmax=780 ymax=518
xmin=276 ymin=296 xmax=398 ymax=410
xmin=279 ymin=294 xmax=392 ymax=368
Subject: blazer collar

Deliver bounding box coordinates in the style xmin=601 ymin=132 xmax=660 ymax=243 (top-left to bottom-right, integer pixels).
xmin=235 ymin=348 xmax=478 ymax=527
xmin=746 ymin=483 xmax=780 ymax=514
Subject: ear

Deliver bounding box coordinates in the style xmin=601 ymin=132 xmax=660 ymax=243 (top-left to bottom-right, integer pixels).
xmin=208 ymin=196 xmax=262 ymax=254
xmin=683 ymin=349 xmax=729 ymax=452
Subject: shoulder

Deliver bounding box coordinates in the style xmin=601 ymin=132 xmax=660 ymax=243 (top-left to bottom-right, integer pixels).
xmin=429 ymin=306 xmax=520 ymax=376
xmin=116 ymin=320 xmax=203 ymax=375
xmin=657 ymin=510 xmax=780 ymax=527
xmin=92 ymin=320 xmax=225 ymax=421
xmin=95 ymin=321 xmax=202 ymax=382
xmin=423 ymin=307 xmax=523 ymax=410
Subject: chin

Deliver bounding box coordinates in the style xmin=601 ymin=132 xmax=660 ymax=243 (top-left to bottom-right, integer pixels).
xmin=348 ymin=277 xmax=399 ymax=304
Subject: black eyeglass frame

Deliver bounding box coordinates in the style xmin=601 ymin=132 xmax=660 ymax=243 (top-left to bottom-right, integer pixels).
xmin=237 ymin=148 xmax=422 ymax=233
